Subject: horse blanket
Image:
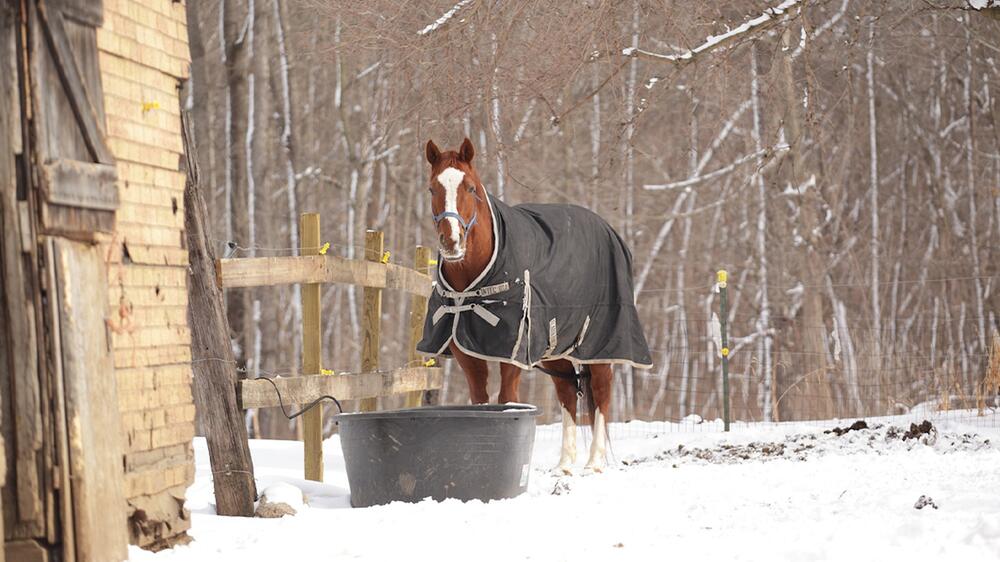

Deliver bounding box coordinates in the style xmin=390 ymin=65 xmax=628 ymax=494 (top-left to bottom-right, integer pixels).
xmin=417 ymin=194 xmax=653 ymax=371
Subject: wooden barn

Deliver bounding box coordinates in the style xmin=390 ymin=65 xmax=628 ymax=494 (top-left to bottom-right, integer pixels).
xmin=1 ymin=0 xmax=195 ymax=559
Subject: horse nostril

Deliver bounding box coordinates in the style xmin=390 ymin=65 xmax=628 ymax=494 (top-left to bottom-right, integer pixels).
xmin=439 ymin=233 xmax=447 ymax=246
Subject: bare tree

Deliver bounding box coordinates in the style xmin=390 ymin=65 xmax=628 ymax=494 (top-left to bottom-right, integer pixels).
xmin=184 ymin=0 xmax=1000 ymax=432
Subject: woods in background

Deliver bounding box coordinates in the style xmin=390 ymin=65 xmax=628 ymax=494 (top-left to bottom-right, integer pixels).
xmin=183 ymin=0 xmax=1000 ymax=437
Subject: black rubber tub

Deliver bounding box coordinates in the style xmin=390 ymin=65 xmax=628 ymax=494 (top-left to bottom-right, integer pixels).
xmin=334 ymin=404 xmax=539 ymax=507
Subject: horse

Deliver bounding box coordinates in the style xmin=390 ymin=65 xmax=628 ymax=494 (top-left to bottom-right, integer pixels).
xmin=416 ymin=138 xmax=652 ymax=473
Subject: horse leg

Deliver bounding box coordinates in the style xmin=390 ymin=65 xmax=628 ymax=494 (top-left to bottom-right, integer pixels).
xmin=584 ymin=363 xmax=613 ymax=472
xmin=498 ymin=362 xmax=521 ymax=404
xmin=450 ymin=342 xmax=490 ymax=404
xmin=542 ymin=359 xmax=579 ymax=474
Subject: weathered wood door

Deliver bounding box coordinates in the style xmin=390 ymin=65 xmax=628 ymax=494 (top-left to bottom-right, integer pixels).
xmin=1 ymin=1 xmax=127 ymax=561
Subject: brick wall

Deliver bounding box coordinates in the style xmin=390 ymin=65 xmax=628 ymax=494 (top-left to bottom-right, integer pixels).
xmin=96 ymin=0 xmax=195 ymax=550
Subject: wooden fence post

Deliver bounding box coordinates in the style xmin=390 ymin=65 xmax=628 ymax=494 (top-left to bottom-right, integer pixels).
xmin=301 ymin=213 xmax=324 ymax=481
xmin=405 ymin=246 xmax=432 ymax=408
xmin=359 ymin=230 xmax=384 ymax=412
xmin=182 ymin=114 xmax=256 ymax=514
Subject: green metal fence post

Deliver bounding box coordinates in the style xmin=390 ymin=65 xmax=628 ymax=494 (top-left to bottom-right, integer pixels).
xmin=718 ymin=269 xmax=731 ymax=432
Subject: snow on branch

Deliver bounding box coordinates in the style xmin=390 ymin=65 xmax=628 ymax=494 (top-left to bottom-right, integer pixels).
xmin=790 ymin=0 xmax=849 ymax=60
xmin=417 ymin=0 xmax=476 ymax=36
xmin=624 ymin=0 xmax=807 ymax=64
xmin=968 ymin=0 xmax=999 ymax=9
xmin=644 ymin=144 xmax=789 ymax=191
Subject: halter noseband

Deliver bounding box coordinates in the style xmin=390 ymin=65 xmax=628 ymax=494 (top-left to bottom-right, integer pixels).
xmin=432 ymin=190 xmax=482 ymax=234
xmin=432 ymin=209 xmax=477 ymax=232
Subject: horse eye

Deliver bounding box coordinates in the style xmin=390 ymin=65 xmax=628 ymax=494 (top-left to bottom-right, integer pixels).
xmin=466 ymin=185 xmax=476 ymax=193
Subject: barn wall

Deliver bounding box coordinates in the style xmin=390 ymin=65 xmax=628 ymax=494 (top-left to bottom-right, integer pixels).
xmin=96 ymin=0 xmax=195 ymax=549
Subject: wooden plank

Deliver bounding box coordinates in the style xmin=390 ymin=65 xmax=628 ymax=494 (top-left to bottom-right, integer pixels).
xmin=42 ymin=240 xmax=74 ymax=562
xmin=54 ymin=0 xmax=104 ymax=28
xmin=405 ymin=246 xmax=432 ymax=408
xmin=182 ymin=114 xmax=256 ymax=517
xmin=36 ymin=6 xmax=113 ymax=164
xmin=4 ymin=540 xmax=47 ymax=562
xmin=1 ymin=2 xmax=44 ymax=536
xmin=239 ymin=368 xmax=445 ymax=410
xmin=0 ymin=6 xmax=17 ymax=551
xmin=359 ymin=231 xmax=383 ymax=413
xmin=216 ymin=255 xmax=433 ymax=297
xmin=51 ymin=238 xmax=127 ymax=562
xmin=31 ymin=3 xmax=90 ymax=166
xmin=300 ymin=214 xmax=324 ymax=482
xmin=40 ymin=159 xmax=118 ymax=211
xmin=39 ymin=202 xmax=115 ymax=237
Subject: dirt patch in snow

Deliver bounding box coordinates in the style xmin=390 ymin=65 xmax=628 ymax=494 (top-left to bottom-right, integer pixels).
xmin=903 ymin=420 xmax=935 ymax=440
xmin=825 ymin=420 xmax=868 ymax=436
xmin=622 ymin=420 xmax=993 ymax=467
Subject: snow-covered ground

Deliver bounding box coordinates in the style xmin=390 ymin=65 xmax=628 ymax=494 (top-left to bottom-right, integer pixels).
xmin=131 ymin=411 xmax=1000 ymax=562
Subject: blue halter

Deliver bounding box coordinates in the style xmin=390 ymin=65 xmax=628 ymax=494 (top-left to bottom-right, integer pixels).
xmin=432 ymin=190 xmax=482 ymax=233
xmin=432 ymin=209 xmax=478 ymax=232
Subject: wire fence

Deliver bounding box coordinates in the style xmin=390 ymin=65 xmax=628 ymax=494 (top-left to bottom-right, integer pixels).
xmin=206 ymin=268 xmax=1000 ymax=441
xmin=421 ymin=271 xmax=1000 ymax=438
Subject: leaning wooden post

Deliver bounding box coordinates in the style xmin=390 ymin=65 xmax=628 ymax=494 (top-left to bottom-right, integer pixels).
xmin=404 ymin=245 xmax=432 ymax=408
xmin=718 ymin=269 xmax=731 ymax=432
xmin=359 ymin=230 xmax=384 ymax=412
xmin=301 ymin=213 xmax=324 ymax=481
xmin=182 ymin=114 xmax=256 ymax=515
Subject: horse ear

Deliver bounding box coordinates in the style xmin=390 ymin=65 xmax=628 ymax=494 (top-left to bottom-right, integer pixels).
xmin=459 ymin=137 xmax=475 ymax=163
xmin=426 ymin=140 xmax=441 ymax=166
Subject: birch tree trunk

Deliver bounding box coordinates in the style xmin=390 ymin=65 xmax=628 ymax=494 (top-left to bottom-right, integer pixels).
xmin=675 ymin=193 xmax=696 ymax=418
xmin=273 ymin=0 xmax=302 ymax=377
xmin=223 ymin=0 xmax=252 ymax=367
xmin=866 ymin=19 xmax=882 ymax=366
xmin=489 ymin=32 xmax=506 ymax=199
xmin=751 ymin=44 xmax=773 ymax=421
xmin=589 ymin=64 xmax=601 ymax=213
xmin=246 ymin=0 xmax=260 ymax=382
xmin=963 ymin=18 xmax=986 ymax=354
xmin=623 ymin=0 xmax=640 ymax=246
xmin=780 ymin=25 xmax=829 ymax=415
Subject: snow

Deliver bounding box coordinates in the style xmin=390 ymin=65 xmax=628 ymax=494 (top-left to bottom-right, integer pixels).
xmin=258 ymin=482 xmax=305 ymax=510
xmin=782 ymin=174 xmax=817 ymax=196
xmin=968 ymin=0 xmax=999 ymax=10
xmin=417 ymin=0 xmax=475 ymax=36
xmin=131 ymin=412 xmax=1000 ymax=562
xmin=628 ymin=0 xmax=802 ymax=64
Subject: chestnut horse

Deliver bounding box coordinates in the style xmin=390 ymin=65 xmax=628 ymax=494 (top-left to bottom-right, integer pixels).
xmin=421 ymin=137 xmax=641 ymax=473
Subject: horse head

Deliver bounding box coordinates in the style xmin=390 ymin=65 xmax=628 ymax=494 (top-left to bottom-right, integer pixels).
xmin=425 ymin=137 xmax=485 ymax=262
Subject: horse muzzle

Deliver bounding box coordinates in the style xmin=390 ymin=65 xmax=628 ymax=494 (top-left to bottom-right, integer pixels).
xmin=439 ymin=245 xmax=466 ymax=262
xmin=438 ymin=226 xmax=468 ymax=261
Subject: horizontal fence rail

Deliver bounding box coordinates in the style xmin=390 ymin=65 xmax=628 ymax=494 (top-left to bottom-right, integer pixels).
xmin=216 ymin=254 xmax=434 ymax=296
xmin=239 ymin=367 xmax=444 ymax=409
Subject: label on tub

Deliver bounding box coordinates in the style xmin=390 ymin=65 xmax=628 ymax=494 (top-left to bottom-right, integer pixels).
xmin=519 ymin=464 xmax=529 ymax=487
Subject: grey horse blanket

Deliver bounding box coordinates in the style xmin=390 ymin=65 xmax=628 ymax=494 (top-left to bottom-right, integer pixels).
xmin=417 ymin=194 xmax=652 ymax=371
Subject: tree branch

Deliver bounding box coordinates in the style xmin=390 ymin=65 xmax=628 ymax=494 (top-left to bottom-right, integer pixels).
xmin=417 ymin=0 xmax=476 ymax=36
xmin=644 ymin=144 xmax=790 ymax=191
xmin=624 ymin=0 xmax=811 ymax=65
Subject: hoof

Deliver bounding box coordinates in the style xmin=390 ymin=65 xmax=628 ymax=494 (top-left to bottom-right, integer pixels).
xmin=584 ymin=463 xmax=606 ymax=474
xmin=555 ymin=464 xmax=573 ymax=476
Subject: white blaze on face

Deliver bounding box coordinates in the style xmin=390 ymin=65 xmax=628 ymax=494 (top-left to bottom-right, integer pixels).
xmin=436 ymin=167 xmax=466 ymax=245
